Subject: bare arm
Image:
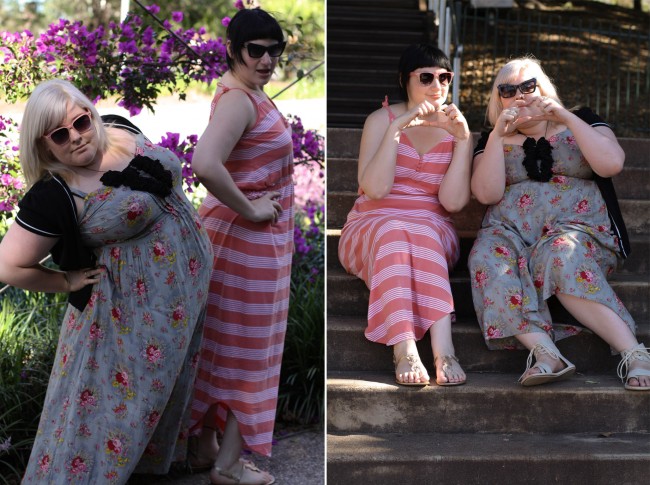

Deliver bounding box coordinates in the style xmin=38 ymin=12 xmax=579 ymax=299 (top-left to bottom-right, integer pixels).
xmin=192 ymin=90 xmax=282 ymax=223
xmin=0 ymin=224 xmax=98 ymax=293
xmin=471 ymin=132 xmax=507 ymax=205
xmin=470 ymin=104 xmax=522 ymax=204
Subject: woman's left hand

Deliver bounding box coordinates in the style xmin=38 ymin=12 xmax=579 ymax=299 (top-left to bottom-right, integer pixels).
xmin=405 ymin=103 xmax=470 ymax=140
xmin=530 ymin=95 xmax=571 ymax=124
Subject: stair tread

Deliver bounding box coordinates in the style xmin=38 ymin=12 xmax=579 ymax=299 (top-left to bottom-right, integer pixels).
xmin=327 ymin=431 xmax=650 ymax=484
xmin=327 ymin=431 xmax=650 ymax=458
xmin=328 ymin=369 xmax=634 ymax=391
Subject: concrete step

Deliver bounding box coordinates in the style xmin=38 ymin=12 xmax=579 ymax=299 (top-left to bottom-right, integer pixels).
xmin=327 ymin=266 xmax=649 ymax=323
xmin=327 ymin=315 xmax=650 ymax=374
xmin=327 ymin=371 xmax=650 ymax=434
xmin=327 ymin=432 xmax=650 ymax=485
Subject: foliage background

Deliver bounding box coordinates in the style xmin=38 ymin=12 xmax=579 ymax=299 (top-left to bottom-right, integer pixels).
xmin=0 ymin=1 xmax=324 ymax=481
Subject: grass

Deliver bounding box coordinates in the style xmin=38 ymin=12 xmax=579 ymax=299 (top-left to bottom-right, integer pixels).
xmin=0 ymin=289 xmax=66 ymax=482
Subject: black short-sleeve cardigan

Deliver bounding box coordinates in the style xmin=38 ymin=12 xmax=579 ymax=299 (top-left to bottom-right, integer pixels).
xmin=473 ymin=107 xmax=630 ymax=258
xmin=14 ymin=115 xmax=144 ymax=311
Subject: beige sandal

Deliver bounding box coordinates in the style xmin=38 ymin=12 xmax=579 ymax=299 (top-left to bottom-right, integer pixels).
xmin=617 ymin=343 xmax=650 ymax=391
xmin=518 ymin=343 xmax=575 ymax=386
xmin=393 ymin=353 xmax=430 ymax=386
xmin=212 ymin=461 xmax=275 ymax=485
xmin=434 ymin=355 xmax=466 ymax=386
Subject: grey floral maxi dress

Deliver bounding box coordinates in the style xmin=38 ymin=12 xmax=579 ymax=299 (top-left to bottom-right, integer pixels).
xmin=22 ymin=135 xmax=212 ymax=484
xmin=468 ymin=115 xmax=635 ymax=350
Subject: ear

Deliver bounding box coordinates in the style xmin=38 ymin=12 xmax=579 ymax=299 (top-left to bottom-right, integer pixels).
xmin=226 ymin=40 xmax=233 ymax=58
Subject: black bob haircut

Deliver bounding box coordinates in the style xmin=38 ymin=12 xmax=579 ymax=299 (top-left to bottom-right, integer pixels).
xmin=397 ymin=44 xmax=453 ymax=101
xmin=226 ymin=8 xmax=284 ymax=70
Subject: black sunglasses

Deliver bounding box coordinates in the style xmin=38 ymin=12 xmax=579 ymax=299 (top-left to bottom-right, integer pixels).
xmin=245 ymin=41 xmax=286 ymax=59
xmin=44 ymin=112 xmax=93 ymax=146
xmin=497 ymin=78 xmax=537 ymax=98
xmin=410 ymin=71 xmax=454 ymax=86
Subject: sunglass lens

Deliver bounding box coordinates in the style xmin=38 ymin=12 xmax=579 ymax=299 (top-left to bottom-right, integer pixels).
xmin=247 ymin=44 xmax=265 ymax=58
xmin=268 ymin=43 xmax=285 ymax=57
xmin=73 ymin=114 xmax=92 ymax=133
xmin=419 ymin=73 xmax=434 ymax=85
xmin=521 ymin=79 xmax=536 ymax=94
xmin=440 ymin=73 xmax=452 ymax=84
xmin=50 ymin=128 xmax=70 ymax=145
xmin=498 ymin=85 xmax=516 ymax=98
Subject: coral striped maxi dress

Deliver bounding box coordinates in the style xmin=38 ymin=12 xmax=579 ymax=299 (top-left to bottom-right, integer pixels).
xmin=338 ymin=103 xmax=460 ymax=345
xmin=190 ymin=86 xmax=294 ymax=456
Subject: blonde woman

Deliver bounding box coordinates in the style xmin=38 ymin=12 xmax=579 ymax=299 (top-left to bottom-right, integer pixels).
xmin=469 ymin=57 xmax=650 ymax=390
xmin=0 ymin=79 xmax=212 ymax=483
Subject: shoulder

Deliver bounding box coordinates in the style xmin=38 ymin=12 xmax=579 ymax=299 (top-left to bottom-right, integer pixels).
xmin=571 ymin=106 xmax=610 ymax=128
xmin=365 ymin=102 xmax=404 ymax=127
xmin=101 ymin=114 xmax=143 ymax=135
xmin=213 ymin=87 xmax=257 ymax=120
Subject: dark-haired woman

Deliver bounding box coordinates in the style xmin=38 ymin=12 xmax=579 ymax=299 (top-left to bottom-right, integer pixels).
xmin=188 ymin=8 xmax=293 ymax=485
xmin=469 ymin=57 xmax=650 ymax=390
xmin=338 ymin=43 xmax=472 ymax=387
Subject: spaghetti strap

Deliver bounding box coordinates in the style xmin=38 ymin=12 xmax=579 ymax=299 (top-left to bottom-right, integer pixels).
xmin=382 ymin=96 xmax=397 ymax=122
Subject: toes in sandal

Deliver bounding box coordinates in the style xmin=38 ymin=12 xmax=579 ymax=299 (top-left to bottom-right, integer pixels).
xmin=434 ymin=355 xmax=466 ymax=386
xmin=518 ymin=343 xmax=575 ymax=387
xmin=393 ymin=353 xmax=430 ymax=386
xmin=212 ymin=461 xmax=275 ymax=485
xmin=617 ymin=343 xmax=650 ymax=391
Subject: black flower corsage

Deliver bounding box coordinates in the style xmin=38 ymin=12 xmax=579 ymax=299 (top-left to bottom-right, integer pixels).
xmin=522 ymin=137 xmax=554 ymax=182
xmin=101 ymin=155 xmax=173 ymax=197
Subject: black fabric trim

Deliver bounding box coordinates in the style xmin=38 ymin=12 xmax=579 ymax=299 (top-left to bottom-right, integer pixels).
xmin=101 ymin=155 xmax=172 ymax=198
xmin=15 ymin=175 xmax=95 ymax=310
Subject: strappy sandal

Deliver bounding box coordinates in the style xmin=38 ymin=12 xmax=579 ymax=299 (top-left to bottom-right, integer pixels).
xmin=393 ymin=353 xmax=430 ymax=386
xmin=617 ymin=343 xmax=650 ymax=391
xmin=212 ymin=461 xmax=275 ymax=485
xmin=434 ymin=355 xmax=466 ymax=386
xmin=518 ymin=343 xmax=575 ymax=387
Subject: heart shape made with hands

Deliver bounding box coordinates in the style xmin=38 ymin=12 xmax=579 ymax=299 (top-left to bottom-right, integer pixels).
xmin=406 ymin=108 xmax=451 ymax=129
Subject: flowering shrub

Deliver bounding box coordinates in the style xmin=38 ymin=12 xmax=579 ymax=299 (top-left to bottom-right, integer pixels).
xmin=0 ymin=115 xmax=23 ymax=227
xmin=157 ymin=132 xmax=200 ymax=193
xmin=288 ymin=115 xmax=324 ymax=208
xmin=0 ymin=7 xmax=228 ymax=116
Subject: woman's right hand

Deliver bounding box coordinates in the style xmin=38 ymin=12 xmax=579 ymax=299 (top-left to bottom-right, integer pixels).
xmin=65 ymin=267 xmax=104 ymax=292
xmin=247 ymin=191 xmax=283 ymax=223
xmin=494 ymin=105 xmax=522 ymax=137
xmin=396 ymin=100 xmax=439 ymax=130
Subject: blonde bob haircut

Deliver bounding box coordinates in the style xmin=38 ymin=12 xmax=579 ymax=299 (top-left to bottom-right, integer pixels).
xmin=19 ymin=79 xmax=109 ymax=187
xmin=485 ymin=56 xmax=563 ymax=128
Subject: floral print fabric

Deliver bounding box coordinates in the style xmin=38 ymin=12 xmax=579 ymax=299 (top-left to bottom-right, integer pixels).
xmin=22 ymin=136 xmax=212 ymax=484
xmin=468 ymin=129 xmax=635 ymax=350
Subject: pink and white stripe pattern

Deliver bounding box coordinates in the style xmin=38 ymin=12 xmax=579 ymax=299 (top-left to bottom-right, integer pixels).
xmin=338 ymin=105 xmax=460 ymax=346
xmin=190 ymin=86 xmax=294 ymax=457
